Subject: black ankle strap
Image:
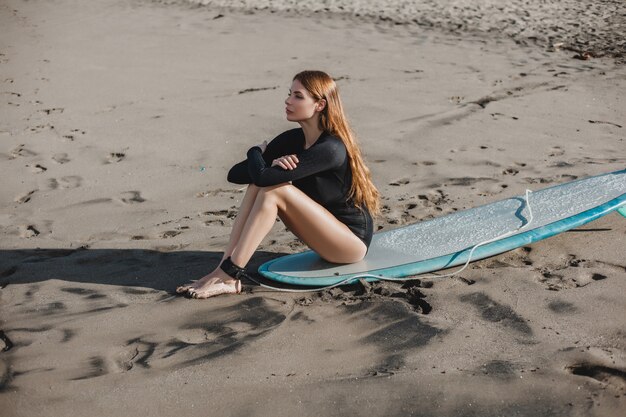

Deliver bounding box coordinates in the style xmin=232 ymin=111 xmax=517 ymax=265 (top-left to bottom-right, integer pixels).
xmin=220 ymin=257 xmax=247 ymax=279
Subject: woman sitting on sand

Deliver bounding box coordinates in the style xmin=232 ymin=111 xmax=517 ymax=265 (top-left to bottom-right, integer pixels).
xmin=176 ymin=70 xmax=380 ymax=299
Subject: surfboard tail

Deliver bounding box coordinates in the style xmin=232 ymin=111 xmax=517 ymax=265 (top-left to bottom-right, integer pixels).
xmin=617 ymin=206 xmax=626 ymax=218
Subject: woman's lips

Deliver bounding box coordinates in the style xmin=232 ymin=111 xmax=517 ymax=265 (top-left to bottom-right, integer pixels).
xmin=285 ymin=108 xmax=293 ymax=113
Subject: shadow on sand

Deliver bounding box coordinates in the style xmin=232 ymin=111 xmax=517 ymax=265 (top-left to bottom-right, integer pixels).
xmin=0 ymin=248 xmax=294 ymax=292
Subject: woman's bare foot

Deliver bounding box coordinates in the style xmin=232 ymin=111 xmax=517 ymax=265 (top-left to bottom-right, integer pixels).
xmin=176 ymin=264 xmax=221 ymax=294
xmin=177 ymin=268 xmax=242 ymax=299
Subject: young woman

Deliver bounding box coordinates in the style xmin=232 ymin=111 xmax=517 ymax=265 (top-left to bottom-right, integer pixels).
xmin=176 ymin=70 xmax=381 ymax=299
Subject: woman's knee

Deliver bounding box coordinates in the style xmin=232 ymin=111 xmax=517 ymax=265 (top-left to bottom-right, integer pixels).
xmin=328 ymin=246 xmax=367 ymax=264
xmin=257 ymin=183 xmax=293 ymax=199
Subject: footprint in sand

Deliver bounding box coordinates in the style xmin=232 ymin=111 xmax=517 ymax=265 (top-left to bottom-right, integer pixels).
xmin=172 ymin=329 xmax=213 ymax=345
xmin=39 ymin=107 xmax=64 ymax=115
xmin=548 ymin=146 xmax=565 ymax=157
xmin=46 ymin=178 xmax=59 ymax=190
xmin=106 ymin=152 xmax=126 ymax=163
xmin=26 ymin=163 xmax=47 ymax=173
xmin=19 ymin=225 xmax=40 ymax=238
xmin=2 ymin=91 xmax=21 ymax=106
xmin=27 ymin=123 xmax=55 ymax=133
xmin=549 ymin=161 xmax=574 ymax=168
xmin=203 ymin=218 xmax=226 ymax=227
xmin=160 ymin=230 xmax=182 ymax=239
xmin=566 ymin=362 xmax=626 ymax=391
xmin=389 ymin=178 xmax=410 ymax=186
xmin=66 ymin=298 xmax=289 ymax=376
xmin=417 ymin=189 xmax=449 ymax=206
xmin=9 ymin=144 xmax=37 ymax=159
xmin=112 ymin=347 xmax=139 ymax=372
xmin=59 ymin=129 xmax=86 ymax=142
xmin=58 ymin=176 xmax=82 ymax=189
xmin=119 ymin=191 xmax=145 ymax=204
xmin=108 ymin=338 xmax=157 ymax=372
xmin=522 ymin=174 xmax=578 ymax=184
xmin=534 ymin=254 xmax=615 ymax=291
xmin=15 ymin=190 xmax=37 ymax=204
xmin=564 ymin=346 xmax=626 ymax=392
xmin=52 ymin=153 xmax=70 ymax=164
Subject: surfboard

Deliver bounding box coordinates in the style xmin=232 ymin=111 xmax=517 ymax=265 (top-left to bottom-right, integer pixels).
xmin=258 ymin=169 xmax=626 ymax=287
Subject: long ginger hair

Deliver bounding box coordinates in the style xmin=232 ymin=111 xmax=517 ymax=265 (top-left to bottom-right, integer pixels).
xmin=294 ymin=70 xmax=381 ymax=216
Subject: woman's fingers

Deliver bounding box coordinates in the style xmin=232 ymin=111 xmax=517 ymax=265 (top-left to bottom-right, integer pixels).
xmin=283 ymin=155 xmax=299 ymax=169
xmin=282 ymin=157 xmax=295 ymax=169
xmin=272 ymin=159 xmax=288 ymax=170
xmin=289 ymin=154 xmax=299 ymax=164
xmin=273 ymin=155 xmax=299 ymax=170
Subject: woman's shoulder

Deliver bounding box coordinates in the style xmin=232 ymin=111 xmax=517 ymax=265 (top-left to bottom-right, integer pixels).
xmin=320 ymin=132 xmax=346 ymax=151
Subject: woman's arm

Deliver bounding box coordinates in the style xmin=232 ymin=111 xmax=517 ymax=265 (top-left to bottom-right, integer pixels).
xmin=246 ymin=138 xmax=346 ymax=187
xmin=227 ymin=160 xmax=252 ymax=184
xmin=226 ymin=129 xmax=299 ymax=184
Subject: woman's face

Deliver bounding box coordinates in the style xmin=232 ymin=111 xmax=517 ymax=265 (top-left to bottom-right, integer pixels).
xmin=285 ymin=79 xmax=324 ymax=122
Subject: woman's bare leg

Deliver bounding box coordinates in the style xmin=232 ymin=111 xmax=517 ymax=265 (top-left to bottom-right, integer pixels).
xmin=176 ymin=184 xmax=260 ymax=293
xmin=221 ymin=185 xmax=261 ymax=262
xmin=185 ymin=183 xmax=366 ymax=299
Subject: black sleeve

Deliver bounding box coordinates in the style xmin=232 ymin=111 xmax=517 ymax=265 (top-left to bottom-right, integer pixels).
xmin=226 ymin=160 xmax=251 ymax=184
xmin=226 ymin=129 xmax=299 ymax=184
xmin=246 ymin=138 xmax=346 ymax=187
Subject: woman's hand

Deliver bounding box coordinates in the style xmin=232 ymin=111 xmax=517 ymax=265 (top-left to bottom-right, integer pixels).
xmin=272 ymin=154 xmax=299 ymax=170
xmin=256 ymin=140 xmax=268 ymax=153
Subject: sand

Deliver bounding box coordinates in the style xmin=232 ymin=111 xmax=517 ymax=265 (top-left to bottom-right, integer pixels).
xmin=1 ymin=0 xmax=625 ymax=415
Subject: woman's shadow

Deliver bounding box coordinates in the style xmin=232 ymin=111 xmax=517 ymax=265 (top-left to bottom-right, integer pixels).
xmin=0 ymin=248 xmax=290 ymax=293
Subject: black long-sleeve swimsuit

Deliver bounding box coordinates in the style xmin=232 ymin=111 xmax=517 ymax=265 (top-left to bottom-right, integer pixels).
xmin=227 ymin=128 xmax=374 ymax=251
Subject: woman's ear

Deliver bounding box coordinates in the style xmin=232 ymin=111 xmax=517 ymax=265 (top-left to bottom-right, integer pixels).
xmin=316 ymin=99 xmax=326 ymax=112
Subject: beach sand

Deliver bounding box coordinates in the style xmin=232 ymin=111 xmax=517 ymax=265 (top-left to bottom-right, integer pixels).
xmin=1 ymin=0 xmax=625 ymax=415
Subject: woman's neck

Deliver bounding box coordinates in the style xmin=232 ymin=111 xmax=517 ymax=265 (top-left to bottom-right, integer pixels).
xmin=299 ymin=120 xmax=323 ymax=149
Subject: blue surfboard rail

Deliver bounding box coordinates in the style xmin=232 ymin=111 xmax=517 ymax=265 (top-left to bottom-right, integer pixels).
xmin=258 ymin=172 xmax=626 ymax=287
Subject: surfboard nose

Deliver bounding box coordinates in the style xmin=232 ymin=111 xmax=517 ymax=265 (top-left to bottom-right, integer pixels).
xmin=617 ymin=205 xmax=626 ymax=218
